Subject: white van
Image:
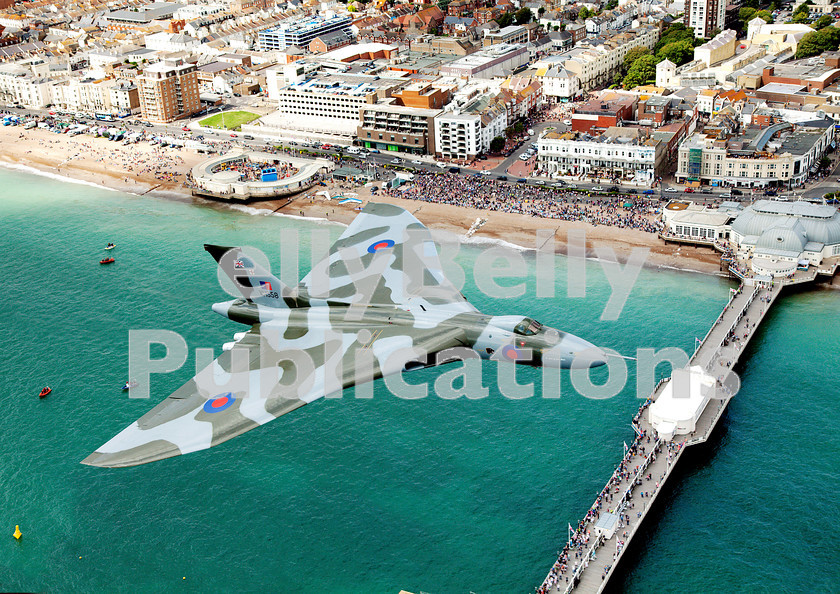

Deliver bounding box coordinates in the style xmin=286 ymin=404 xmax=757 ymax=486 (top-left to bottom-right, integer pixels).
xmin=346 ymin=146 xmax=361 ymax=154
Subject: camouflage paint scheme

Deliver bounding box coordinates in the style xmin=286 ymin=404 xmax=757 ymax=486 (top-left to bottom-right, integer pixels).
xmin=83 ymin=203 xmax=606 ymax=468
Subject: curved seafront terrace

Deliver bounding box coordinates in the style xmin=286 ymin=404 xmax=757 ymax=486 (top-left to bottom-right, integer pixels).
xmin=191 ymin=149 xmax=333 ymax=202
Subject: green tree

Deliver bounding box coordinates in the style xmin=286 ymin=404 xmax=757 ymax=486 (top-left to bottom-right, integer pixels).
xmin=513 ymin=121 xmax=525 ymax=134
xmin=813 ymin=14 xmax=833 ymax=29
xmin=623 ymin=46 xmax=651 ymax=72
xmin=820 ymin=24 xmax=840 ymax=47
xmin=578 ymin=6 xmax=593 ymax=19
xmin=515 ymin=7 xmax=533 ymax=24
xmin=654 ymin=22 xmax=699 ymax=53
xmin=794 ymin=29 xmax=838 ymax=57
xmin=490 ymin=136 xmax=506 ymax=153
xmin=742 ymin=0 xmax=759 ymax=8
xmin=623 ymin=55 xmax=658 ymax=89
xmin=792 ymin=10 xmax=811 ymax=23
xmin=538 ymin=6 xmax=545 ymax=16
xmin=742 ymin=7 xmax=773 ymax=24
xmin=657 ymin=39 xmax=694 ymax=65
xmin=497 ymin=11 xmax=514 ymax=26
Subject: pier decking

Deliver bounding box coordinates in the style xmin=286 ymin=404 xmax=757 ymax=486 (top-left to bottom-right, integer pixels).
xmin=538 ymin=278 xmax=787 ymax=594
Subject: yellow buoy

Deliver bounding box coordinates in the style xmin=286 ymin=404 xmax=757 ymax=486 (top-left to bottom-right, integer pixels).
xmin=13 ymin=525 xmax=22 ymax=540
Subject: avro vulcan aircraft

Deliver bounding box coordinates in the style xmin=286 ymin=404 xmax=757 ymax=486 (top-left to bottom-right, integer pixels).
xmin=84 ymin=203 xmax=607 ymax=468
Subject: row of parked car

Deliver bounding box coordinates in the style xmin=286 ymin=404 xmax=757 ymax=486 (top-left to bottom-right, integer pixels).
xmin=519 ymin=142 xmax=539 ymax=161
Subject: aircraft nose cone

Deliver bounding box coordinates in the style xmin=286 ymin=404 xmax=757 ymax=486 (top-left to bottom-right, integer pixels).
xmin=567 ymin=336 xmax=609 ymax=369
xmin=211 ymin=301 xmax=232 ymax=317
xmin=542 ymin=335 xmax=609 ymax=368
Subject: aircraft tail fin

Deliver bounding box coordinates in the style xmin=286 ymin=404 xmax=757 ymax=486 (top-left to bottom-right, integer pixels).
xmin=204 ymin=244 xmax=298 ymax=308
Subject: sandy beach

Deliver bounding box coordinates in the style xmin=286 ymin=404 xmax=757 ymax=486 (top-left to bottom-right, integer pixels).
xmin=0 ymin=125 xmax=724 ymax=274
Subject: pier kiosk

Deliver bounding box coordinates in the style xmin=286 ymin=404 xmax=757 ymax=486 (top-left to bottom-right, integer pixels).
xmin=593 ymin=512 xmax=619 ymax=540
xmin=649 ymin=366 xmax=716 ymax=441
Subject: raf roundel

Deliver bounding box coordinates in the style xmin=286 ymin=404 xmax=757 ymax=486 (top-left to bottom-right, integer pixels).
xmin=501 ymin=344 xmax=520 ymax=361
xmin=203 ymin=393 xmax=235 ymax=414
xmin=367 ymin=239 xmax=395 ymax=254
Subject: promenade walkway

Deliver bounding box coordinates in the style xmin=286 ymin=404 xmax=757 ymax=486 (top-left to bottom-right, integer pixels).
xmin=538 ymin=279 xmax=785 ymax=594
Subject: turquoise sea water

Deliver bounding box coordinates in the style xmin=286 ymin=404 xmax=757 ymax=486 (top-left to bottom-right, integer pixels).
xmin=0 ymin=168 xmax=837 ymax=592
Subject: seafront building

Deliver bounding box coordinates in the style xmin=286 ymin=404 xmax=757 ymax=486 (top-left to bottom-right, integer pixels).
xmin=676 ymin=120 xmax=835 ymax=188
xmin=358 ymin=103 xmax=442 ymax=155
xmin=730 ymin=200 xmax=840 ymax=272
xmin=662 ymin=198 xmax=840 ymax=273
xmin=434 ymin=92 xmax=508 ymax=160
xmin=52 ymin=77 xmax=140 ymax=114
xmin=260 ymin=71 xmax=406 ymax=139
xmin=136 ymin=58 xmax=200 ymax=123
xmin=0 ymin=63 xmax=53 ymax=108
xmin=537 ymin=126 xmax=666 ymax=184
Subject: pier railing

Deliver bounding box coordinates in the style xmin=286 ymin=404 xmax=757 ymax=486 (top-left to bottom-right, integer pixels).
xmin=692 ymin=285 xmax=744 ymax=359
xmin=539 ymin=279 xmax=789 ymax=593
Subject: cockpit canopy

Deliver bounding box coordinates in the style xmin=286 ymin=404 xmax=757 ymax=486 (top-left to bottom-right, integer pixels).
xmin=513 ymin=318 xmax=542 ymax=336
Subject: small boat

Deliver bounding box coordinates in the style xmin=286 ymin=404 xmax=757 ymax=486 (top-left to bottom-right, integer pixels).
xmin=121 ymin=380 xmax=138 ymax=391
xmin=105 ymin=243 xmax=116 ymax=250
xmin=39 ymin=387 xmax=51 ymax=398
xmin=100 ymin=257 xmax=115 ymax=265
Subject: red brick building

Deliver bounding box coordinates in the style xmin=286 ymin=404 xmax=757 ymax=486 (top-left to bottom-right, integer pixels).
xmin=571 ymin=97 xmax=636 ymax=134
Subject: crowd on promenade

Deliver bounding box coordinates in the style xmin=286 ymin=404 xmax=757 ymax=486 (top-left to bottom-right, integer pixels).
xmin=537 ymin=396 xmax=688 ymax=594
xmin=391 ymin=173 xmax=664 ymax=234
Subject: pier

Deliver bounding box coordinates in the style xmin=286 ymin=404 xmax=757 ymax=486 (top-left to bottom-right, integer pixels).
xmin=537 ymin=275 xmax=797 ymax=594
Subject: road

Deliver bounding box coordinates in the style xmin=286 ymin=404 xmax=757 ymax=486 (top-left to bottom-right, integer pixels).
xmin=10 ymin=105 xmax=828 ymax=202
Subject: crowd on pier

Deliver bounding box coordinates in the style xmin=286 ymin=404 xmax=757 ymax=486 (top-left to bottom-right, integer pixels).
xmin=537 ymin=396 xmax=687 ymax=594
xmin=390 ymin=173 xmax=664 ymax=234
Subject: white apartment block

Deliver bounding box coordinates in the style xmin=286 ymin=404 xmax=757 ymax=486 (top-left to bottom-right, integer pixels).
xmin=687 ymin=0 xmax=726 ymax=39
xmin=548 ymin=25 xmax=659 ymax=92
xmin=261 ymin=71 xmax=405 ymax=137
xmin=52 ymin=77 xmax=138 ymax=114
xmin=537 ymin=127 xmax=665 ymax=184
xmin=0 ymin=64 xmax=53 ymax=108
xmin=435 ymin=97 xmax=507 ymax=160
